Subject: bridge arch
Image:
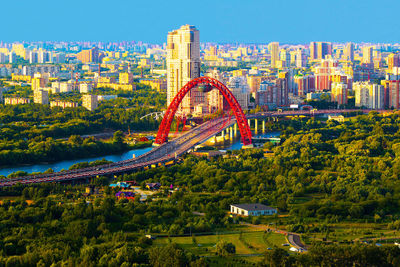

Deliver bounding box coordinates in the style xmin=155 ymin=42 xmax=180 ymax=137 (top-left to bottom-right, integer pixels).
xmin=154 ymin=77 xmax=252 ymax=146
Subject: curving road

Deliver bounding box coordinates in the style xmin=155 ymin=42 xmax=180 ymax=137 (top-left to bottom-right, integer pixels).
xmin=0 ymin=116 xmax=233 ymax=187
xmin=0 ymin=109 xmax=379 ymax=187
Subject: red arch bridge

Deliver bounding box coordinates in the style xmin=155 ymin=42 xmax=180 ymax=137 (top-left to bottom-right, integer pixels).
xmin=0 ymin=76 xmax=381 ymax=187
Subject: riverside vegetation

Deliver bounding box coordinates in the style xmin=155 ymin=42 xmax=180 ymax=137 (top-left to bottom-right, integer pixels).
xmin=1 ymin=112 xmax=400 ymax=265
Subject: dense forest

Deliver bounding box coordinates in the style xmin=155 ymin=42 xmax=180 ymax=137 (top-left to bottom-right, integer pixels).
xmin=1 ymin=112 xmax=400 ymax=265
xmin=0 ymin=87 xmax=164 ymax=167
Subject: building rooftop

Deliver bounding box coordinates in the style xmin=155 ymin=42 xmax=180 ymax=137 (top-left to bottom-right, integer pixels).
xmin=231 ymin=203 xmax=275 ymax=211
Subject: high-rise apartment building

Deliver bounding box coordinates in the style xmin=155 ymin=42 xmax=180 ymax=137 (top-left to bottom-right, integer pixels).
xmin=79 ymin=83 xmax=93 ymax=93
xmin=167 ymin=25 xmax=201 ymax=114
xmin=279 ymin=49 xmax=290 ymax=68
xmin=34 ymin=89 xmax=49 ymax=105
xmin=294 ymin=74 xmax=315 ymax=96
xmin=12 ymin=44 xmax=27 ymax=59
xmin=362 ymin=46 xmax=373 ymax=64
xmin=331 ymin=82 xmax=348 ymax=106
xmin=388 ymin=53 xmax=400 ymax=73
xmin=32 ymin=77 xmax=46 ymax=91
xmin=77 ymin=47 xmax=101 ymax=63
xmin=268 ymin=42 xmax=279 ymax=68
xmin=29 ymin=51 xmax=38 ymax=64
xmin=295 ymin=48 xmax=307 ymax=68
xmin=119 ymin=72 xmax=134 ymax=84
xmin=315 ymin=59 xmax=339 ymax=90
xmin=353 ymin=81 xmax=384 ymax=109
xmin=381 ymin=80 xmax=400 ymax=109
xmin=227 ymin=76 xmax=250 ymax=111
xmin=9 ymin=52 xmax=16 ymax=63
xmin=82 ymin=94 xmax=98 ymax=111
xmin=344 ymin=43 xmax=354 ymax=62
xmin=0 ymin=53 xmax=5 ymax=64
xmin=310 ymin=42 xmax=332 ymax=60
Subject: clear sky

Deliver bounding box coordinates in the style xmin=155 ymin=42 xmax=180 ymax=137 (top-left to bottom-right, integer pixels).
xmin=2 ymin=0 xmax=399 ymax=44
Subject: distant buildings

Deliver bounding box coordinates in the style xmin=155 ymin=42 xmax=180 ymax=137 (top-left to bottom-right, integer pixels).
xmin=295 ymin=48 xmax=307 ymax=68
xmin=50 ymin=100 xmax=78 ymax=109
xmin=344 ymin=42 xmax=355 ymax=62
xmin=141 ymin=78 xmax=167 ymax=93
xmin=310 ymin=42 xmax=332 ymax=60
xmin=4 ymin=97 xmax=30 ymax=105
xmin=268 ymin=42 xmax=279 ymax=68
xmin=227 ymin=76 xmax=250 ymax=111
xmin=22 ymin=65 xmax=60 ymax=76
xmin=256 ymin=74 xmax=288 ymax=110
xmin=79 ymin=83 xmax=93 ymax=93
xmin=388 ymin=53 xmax=400 ymax=73
xmin=294 ymin=74 xmax=315 ymax=96
xmin=76 ymin=47 xmax=101 ymax=63
xmin=59 ymin=82 xmax=73 ymax=93
xmin=362 ymin=46 xmax=374 ymax=64
xmin=119 ymin=72 xmax=134 ymax=85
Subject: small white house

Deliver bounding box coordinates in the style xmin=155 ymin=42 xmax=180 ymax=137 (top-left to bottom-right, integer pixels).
xmin=230 ymin=203 xmax=277 ymax=216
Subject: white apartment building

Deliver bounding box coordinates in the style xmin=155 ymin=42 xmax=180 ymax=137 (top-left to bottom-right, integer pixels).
xmin=353 ymin=81 xmax=384 ymax=109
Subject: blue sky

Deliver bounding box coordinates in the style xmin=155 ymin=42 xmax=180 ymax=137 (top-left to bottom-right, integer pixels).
xmin=2 ymin=0 xmax=399 ymax=43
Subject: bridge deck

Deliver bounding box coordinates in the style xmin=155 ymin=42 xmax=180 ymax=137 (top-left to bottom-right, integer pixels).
xmin=0 ymin=109 xmax=377 ymax=187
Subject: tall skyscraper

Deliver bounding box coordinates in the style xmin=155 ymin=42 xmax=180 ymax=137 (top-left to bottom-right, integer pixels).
xmin=268 ymin=42 xmax=279 ymax=68
xmin=310 ymin=42 xmax=332 ymax=60
xmin=362 ymin=46 xmax=374 ymax=64
xmin=279 ymin=49 xmax=291 ymax=68
xmin=388 ymin=53 xmax=400 ymax=72
xmin=29 ymin=51 xmax=38 ymax=64
xmin=344 ymin=43 xmax=354 ymax=62
xmin=295 ymin=48 xmax=307 ymax=68
xmin=167 ymin=25 xmax=201 ymax=114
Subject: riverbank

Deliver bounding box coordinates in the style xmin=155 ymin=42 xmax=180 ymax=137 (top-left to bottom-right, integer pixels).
xmin=0 ymin=131 xmax=279 ymax=178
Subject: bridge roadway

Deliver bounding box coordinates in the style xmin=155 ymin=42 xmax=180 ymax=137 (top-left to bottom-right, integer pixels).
xmin=0 ymin=116 xmax=232 ymax=187
xmin=0 ymin=109 xmax=379 ymax=187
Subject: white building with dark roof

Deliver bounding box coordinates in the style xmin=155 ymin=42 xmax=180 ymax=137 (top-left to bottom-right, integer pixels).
xmin=230 ymin=203 xmax=277 ymax=216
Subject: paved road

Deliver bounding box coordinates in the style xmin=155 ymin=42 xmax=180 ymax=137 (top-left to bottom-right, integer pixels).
xmin=0 ymin=116 xmax=233 ymax=187
xmin=0 ymin=109 xmax=378 ymax=187
xmin=288 ymin=233 xmax=307 ymax=250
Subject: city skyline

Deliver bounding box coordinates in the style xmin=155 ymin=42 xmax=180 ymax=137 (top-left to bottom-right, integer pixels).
xmin=2 ymin=0 xmax=400 ymax=43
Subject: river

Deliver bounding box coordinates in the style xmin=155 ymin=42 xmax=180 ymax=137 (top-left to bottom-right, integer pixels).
xmin=0 ymin=131 xmax=280 ymax=177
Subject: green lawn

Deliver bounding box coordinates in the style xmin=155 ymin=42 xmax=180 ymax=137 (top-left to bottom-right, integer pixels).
xmin=154 ymin=231 xmax=289 ymax=256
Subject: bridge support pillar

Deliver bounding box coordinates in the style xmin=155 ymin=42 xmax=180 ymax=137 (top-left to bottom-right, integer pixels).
xmin=255 ymin=119 xmax=258 ymax=134
xmin=221 ymin=129 xmax=225 ymax=139
xmin=234 ymin=123 xmax=238 ymax=136
xmin=229 ymin=127 xmax=233 ymax=139
xmin=248 ymin=119 xmax=251 ymax=129
xmin=262 ymin=120 xmax=266 ymax=133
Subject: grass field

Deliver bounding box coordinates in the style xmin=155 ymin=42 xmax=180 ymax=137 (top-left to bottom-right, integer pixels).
xmin=154 ymin=231 xmax=289 ymax=256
